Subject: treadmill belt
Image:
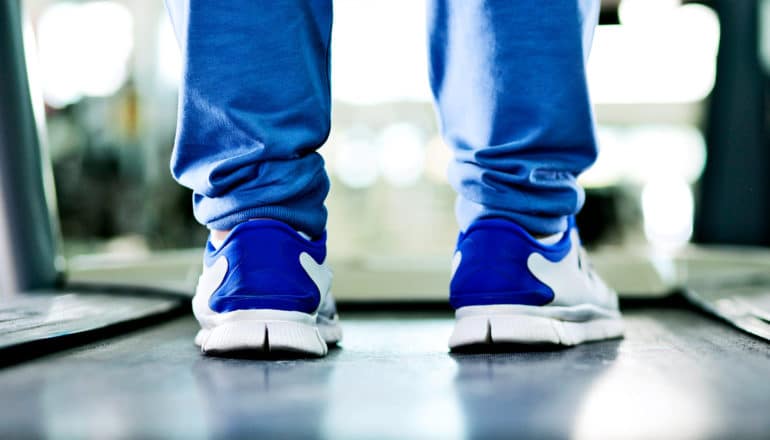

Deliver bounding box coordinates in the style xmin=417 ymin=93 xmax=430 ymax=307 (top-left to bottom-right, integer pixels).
xmin=0 ymin=290 xmax=185 ymax=363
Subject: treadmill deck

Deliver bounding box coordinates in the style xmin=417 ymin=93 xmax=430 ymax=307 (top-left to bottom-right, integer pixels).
xmin=0 ymin=307 xmax=768 ymax=438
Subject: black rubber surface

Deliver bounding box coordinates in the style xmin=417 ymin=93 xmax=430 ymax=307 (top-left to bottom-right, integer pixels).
xmin=0 ymin=290 xmax=187 ymax=367
xmin=0 ymin=308 xmax=768 ymax=438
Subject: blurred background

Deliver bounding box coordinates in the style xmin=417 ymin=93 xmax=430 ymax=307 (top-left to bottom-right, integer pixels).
xmin=16 ymin=0 xmax=767 ymax=298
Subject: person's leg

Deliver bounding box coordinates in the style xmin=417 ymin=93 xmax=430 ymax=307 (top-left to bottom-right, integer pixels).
xmin=429 ymin=0 xmax=624 ymax=348
xmin=165 ymin=0 xmax=341 ymax=356
xmin=166 ymin=0 xmax=332 ymax=239
xmin=428 ymin=0 xmax=600 ymax=236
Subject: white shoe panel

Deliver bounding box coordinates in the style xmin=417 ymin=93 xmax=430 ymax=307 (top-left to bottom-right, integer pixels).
xmin=451 ymin=251 xmax=462 ymax=278
xmin=527 ymin=230 xmax=618 ymax=309
xmin=192 ymin=255 xmax=229 ymax=329
xmin=299 ymin=251 xmax=333 ymax=313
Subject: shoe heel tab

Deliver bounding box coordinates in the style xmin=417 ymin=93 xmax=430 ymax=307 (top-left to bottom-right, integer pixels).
xmin=462 ymin=218 xmax=541 ymax=240
xmin=224 ymin=219 xmax=326 ymax=245
xmin=461 ymin=218 xmax=572 ymax=253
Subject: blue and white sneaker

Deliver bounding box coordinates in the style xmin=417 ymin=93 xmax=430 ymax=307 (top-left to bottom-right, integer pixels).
xmin=192 ymin=219 xmax=342 ymax=356
xmin=449 ymin=217 xmax=623 ymax=349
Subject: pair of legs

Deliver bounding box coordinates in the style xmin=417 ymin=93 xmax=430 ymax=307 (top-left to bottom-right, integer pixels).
xmin=166 ymin=0 xmax=623 ymax=356
xmin=166 ymin=0 xmax=600 ymax=238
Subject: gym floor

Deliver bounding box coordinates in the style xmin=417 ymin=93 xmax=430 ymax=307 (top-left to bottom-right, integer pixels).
xmin=1 ymin=305 xmax=769 ymax=439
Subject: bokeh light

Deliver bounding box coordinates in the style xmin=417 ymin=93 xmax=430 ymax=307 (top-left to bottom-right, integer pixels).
xmin=377 ymin=123 xmax=426 ymax=187
xmin=37 ymin=1 xmax=134 ymax=107
xmin=642 ymin=176 xmax=694 ymax=248
xmin=589 ymin=2 xmax=720 ymax=103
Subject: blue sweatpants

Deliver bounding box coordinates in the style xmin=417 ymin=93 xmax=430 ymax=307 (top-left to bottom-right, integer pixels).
xmin=165 ymin=0 xmax=600 ymax=238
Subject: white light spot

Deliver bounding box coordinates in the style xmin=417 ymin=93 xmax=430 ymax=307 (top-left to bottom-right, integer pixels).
xmin=37 ymin=2 xmax=134 ymax=107
xmin=641 ymin=177 xmax=694 ymax=249
xmin=331 ymin=0 xmax=432 ymax=104
xmin=589 ymin=3 xmax=720 ymax=104
xmin=377 ymin=124 xmax=425 ymax=187
xmin=157 ymin=13 xmax=182 ymax=86
xmin=581 ymin=125 xmax=707 ymax=188
xmin=331 ymin=133 xmax=380 ymax=189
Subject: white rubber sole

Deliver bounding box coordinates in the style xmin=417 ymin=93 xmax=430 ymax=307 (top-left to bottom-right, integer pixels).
xmin=318 ymin=313 xmax=343 ymax=345
xmin=194 ymin=309 xmax=342 ymax=357
xmin=449 ymin=304 xmax=624 ymax=349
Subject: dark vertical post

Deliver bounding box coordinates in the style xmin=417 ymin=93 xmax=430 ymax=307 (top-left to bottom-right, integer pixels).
xmin=694 ymin=0 xmax=770 ymax=245
xmin=0 ymin=0 xmax=61 ymax=295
